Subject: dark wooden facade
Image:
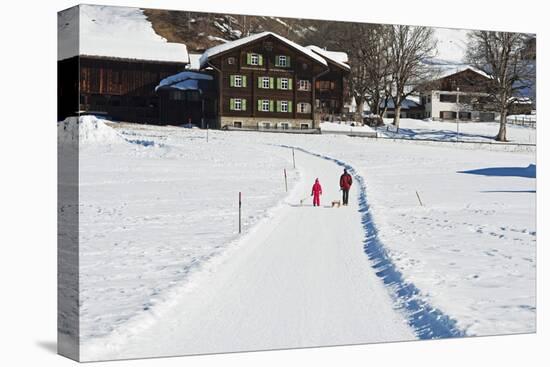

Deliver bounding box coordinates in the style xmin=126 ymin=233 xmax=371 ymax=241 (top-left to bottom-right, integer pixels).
xmin=57 ymin=55 xmax=187 ymax=123
xmin=202 ymin=34 xmax=332 ymax=129
xmin=315 ymin=66 xmax=348 ymax=118
xmin=422 ymin=68 xmax=491 ymax=93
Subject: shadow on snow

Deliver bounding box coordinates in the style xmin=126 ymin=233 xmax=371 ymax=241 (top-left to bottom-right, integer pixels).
xmin=458 ymin=164 xmax=536 ymax=178
xmin=281 ymin=144 xmax=466 ymax=340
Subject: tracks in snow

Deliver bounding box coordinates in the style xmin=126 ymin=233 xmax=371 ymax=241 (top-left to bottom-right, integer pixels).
xmin=283 ymin=145 xmax=466 ymax=339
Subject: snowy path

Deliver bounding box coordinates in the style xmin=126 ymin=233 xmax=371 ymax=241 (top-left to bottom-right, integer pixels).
xmin=85 ymin=147 xmax=416 ymax=360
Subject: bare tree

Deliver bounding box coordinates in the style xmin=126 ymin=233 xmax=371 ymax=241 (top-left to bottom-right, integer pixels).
xmin=466 ymin=31 xmax=535 ymax=141
xmin=388 ymin=25 xmax=437 ymax=129
xmin=361 ymin=25 xmax=393 ymax=118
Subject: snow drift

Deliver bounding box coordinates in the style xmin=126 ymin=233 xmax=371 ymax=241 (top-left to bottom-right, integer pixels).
xmin=58 ymin=116 xmax=127 ymax=146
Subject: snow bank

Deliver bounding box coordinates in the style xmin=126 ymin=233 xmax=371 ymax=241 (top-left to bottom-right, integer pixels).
xmin=58 ymin=5 xmax=188 ymax=63
xmin=320 ymin=121 xmax=376 ymax=134
xmin=58 ymin=116 xmax=127 ymax=146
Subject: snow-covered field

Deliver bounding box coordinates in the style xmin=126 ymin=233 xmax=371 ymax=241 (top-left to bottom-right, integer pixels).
xmin=377 ymin=118 xmax=536 ymax=144
xmin=59 ymin=117 xmax=536 ymax=360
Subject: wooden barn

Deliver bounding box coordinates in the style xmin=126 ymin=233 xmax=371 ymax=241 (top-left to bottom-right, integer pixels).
xmin=198 ymin=32 xmax=349 ymax=130
xmin=58 ymin=5 xmax=189 ymax=124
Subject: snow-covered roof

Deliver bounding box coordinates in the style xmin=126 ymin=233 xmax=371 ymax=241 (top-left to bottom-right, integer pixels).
xmin=305 ymin=45 xmax=350 ymax=70
xmin=187 ymin=53 xmax=202 ymax=70
xmin=199 ymin=31 xmax=328 ymax=68
xmin=58 ymin=4 xmax=189 ymax=63
xmin=155 ymin=71 xmax=213 ymax=92
xmin=435 ymin=64 xmax=491 ymax=80
xmin=380 ymin=98 xmax=422 ymax=110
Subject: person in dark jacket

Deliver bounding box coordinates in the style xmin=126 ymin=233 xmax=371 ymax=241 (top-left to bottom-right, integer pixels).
xmin=311 ymin=178 xmax=322 ymax=207
xmin=339 ymin=169 xmax=353 ymax=206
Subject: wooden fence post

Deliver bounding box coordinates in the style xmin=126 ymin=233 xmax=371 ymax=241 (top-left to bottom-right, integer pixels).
xmin=284 ymin=169 xmax=288 ymax=192
xmin=238 ymin=191 xmax=242 ymax=234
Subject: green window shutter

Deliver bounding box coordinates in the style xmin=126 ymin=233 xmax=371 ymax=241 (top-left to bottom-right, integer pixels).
xmin=247 ymin=53 xmax=252 ymax=65
xmin=269 ymin=100 xmax=274 ymax=112
xmin=276 ymin=101 xmax=281 ymax=112
xmin=275 ymin=55 xmax=280 ymax=67
xmin=242 ymin=75 xmax=247 ymax=87
xmin=270 ymin=77 xmax=274 ymax=89
xmin=258 ymin=77 xmax=262 ymax=88
xmin=258 ymin=99 xmax=262 ymax=111
xmin=230 ymin=75 xmax=234 ymax=87
xmin=259 ymin=55 xmax=264 ymax=66
xmin=288 ymin=101 xmax=293 ymax=113
xmin=288 ymin=78 xmax=293 ymax=90
xmin=287 ymin=57 xmax=291 ymax=67
xmin=230 ymin=98 xmax=235 ymax=110
xmin=242 ymin=99 xmax=247 ymax=111
xmin=276 ymin=78 xmax=281 ymax=89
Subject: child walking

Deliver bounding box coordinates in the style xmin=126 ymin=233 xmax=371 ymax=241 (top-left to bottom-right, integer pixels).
xmin=311 ymin=178 xmax=322 ymax=207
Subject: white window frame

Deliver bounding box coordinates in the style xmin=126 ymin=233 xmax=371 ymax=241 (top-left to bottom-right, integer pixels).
xmin=280 ymin=78 xmax=289 ymax=90
xmin=298 ymin=80 xmax=311 ymax=91
xmin=280 ymin=100 xmax=289 ymax=113
xmin=234 ymin=98 xmax=243 ymax=111
xmin=250 ymin=54 xmax=259 ymax=65
xmin=278 ymin=55 xmax=288 ymax=67
xmin=261 ymin=99 xmax=270 ymax=112
xmin=234 ymin=75 xmax=243 ymax=87
xmin=259 ymin=121 xmax=271 ymax=129
xmin=233 ymin=121 xmax=243 ymax=128
xmin=262 ymin=77 xmax=270 ymax=89
xmin=298 ymin=102 xmax=310 ymax=113
xmin=279 ymin=122 xmax=290 ymax=130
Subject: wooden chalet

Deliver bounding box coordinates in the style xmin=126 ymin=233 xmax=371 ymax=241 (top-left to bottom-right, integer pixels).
xmin=199 ymin=32 xmax=348 ymax=130
xmin=419 ymin=67 xmax=497 ymax=121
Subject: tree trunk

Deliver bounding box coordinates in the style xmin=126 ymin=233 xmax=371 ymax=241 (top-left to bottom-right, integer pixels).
xmin=355 ymin=98 xmax=364 ymax=123
xmin=393 ymin=105 xmax=402 ymax=132
xmin=495 ymin=106 xmax=508 ymax=141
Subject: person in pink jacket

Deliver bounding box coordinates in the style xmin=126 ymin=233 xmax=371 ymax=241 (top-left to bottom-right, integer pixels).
xmin=311 ymin=178 xmax=322 ymax=207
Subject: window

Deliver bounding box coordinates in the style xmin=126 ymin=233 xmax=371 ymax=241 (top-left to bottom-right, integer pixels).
xmin=230 ymin=98 xmax=246 ymax=111
xmin=440 ymin=94 xmax=457 ymax=103
xmin=258 ymin=99 xmax=273 ymax=112
xmin=230 ymin=75 xmax=247 ymax=88
xmin=318 ymin=81 xmax=331 ymax=92
xmin=233 ymin=121 xmax=242 ymax=128
xmin=234 ymin=75 xmax=242 ymax=87
xmin=246 ymin=52 xmax=263 ymax=65
xmin=459 ymin=112 xmax=472 ymax=120
xmin=298 ymin=102 xmax=311 ymax=113
xmin=259 ymin=121 xmax=271 ymax=129
xmin=259 ymin=76 xmax=274 ymax=89
xmin=227 ymin=57 xmax=236 ymax=65
xmin=276 ymin=55 xmax=289 ymax=67
xmin=300 ymin=123 xmax=310 ymax=129
xmin=440 ymin=111 xmax=457 ymax=120
xmin=298 ymin=80 xmax=311 ymax=91
xmin=279 ymin=122 xmax=290 ymax=130
xmin=277 ymin=100 xmax=292 ymax=113
xmin=277 ymin=78 xmax=292 ymax=90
